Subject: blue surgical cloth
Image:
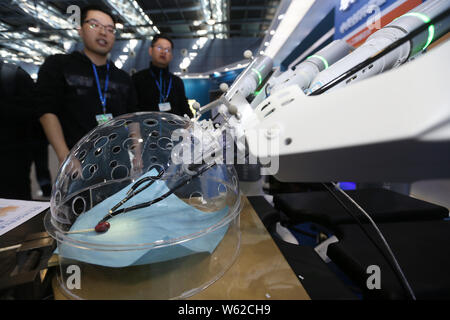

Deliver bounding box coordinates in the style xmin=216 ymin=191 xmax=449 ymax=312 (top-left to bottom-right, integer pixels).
xmin=58 ymin=170 xmax=229 ymax=267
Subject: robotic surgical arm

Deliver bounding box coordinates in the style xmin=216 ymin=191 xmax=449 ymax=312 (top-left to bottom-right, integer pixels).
xmin=190 ymin=0 xmax=450 ymax=183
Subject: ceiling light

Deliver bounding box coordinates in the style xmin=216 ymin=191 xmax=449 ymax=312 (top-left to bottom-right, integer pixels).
xmin=197 ymin=37 xmax=209 ymax=48
xmin=104 ymin=0 xmax=155 ymax=36
xmin=120 ymin=33 xmax=134 ymax=38
xmin=116 ymin=23 xmax=124 ymax=29
xmin=265 ymin=0 xmax=315 ymax=58
xmin=201 ymin=0 xmax=228 ymax=38
xmin=179 ymin=59 xmax=191 ymax=69
xmin=197 ymin=30 xmax=208 ymax=36
xmin=49 ymin=35 xmax=61 ymax=41
xmin=63 ymin=41 xmax=73 ymax=51
xmin=129 ymin=39 xmax=139 ymax=50
xmin=28 ymin=26 xmax=40 ymax=33
xmin=0 ymin=49 xmax=44 ymax=64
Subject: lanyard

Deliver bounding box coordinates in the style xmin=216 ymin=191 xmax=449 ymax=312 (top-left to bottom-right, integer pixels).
xmin=150 ymin=69 xmax=172 ymax=103
xmin=92 ymin=62 xmax=110 ymax=114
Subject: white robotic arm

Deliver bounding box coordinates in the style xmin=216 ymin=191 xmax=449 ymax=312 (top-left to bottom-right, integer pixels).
xmin=191 ymin=0 xmax=450 ymax=183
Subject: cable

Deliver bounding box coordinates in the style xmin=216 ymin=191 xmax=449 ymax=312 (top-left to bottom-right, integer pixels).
xmin=98 ymin=162 xmax=217 ymax=224
xmin=322 ymin=182 xmax=416 ymax=300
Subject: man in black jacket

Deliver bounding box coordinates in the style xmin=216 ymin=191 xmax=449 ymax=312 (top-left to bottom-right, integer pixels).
xmin=37 ymin=5 xmax=138 ymax=165
xmin=0 ymin=62 xmax=35 ymax=200
xmin=132 ymin=34 xmax=193 ymax=118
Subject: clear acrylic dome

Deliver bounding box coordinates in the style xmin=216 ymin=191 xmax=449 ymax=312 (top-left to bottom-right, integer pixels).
xmin=45 ymin=112 xmax=242 ymax=299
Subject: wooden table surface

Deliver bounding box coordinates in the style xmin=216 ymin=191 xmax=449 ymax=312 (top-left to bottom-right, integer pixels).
xmin=52 ymin=197 xmax=310 ymax=300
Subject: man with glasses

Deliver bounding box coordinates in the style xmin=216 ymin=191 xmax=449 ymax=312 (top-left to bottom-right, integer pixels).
xmin=132 ymin=34 xmax=193 ymax=117
xmin=36 ymin=5 xmax=138 ymax=165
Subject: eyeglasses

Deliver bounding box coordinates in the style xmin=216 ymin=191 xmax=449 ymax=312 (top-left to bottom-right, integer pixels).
xmin=94 ymin=162 xmax=216 ymax=232
xmin=153 ymin=45 xmax=172 ymax=54
xmin=84 ymin=19 xmax=116 ymax=35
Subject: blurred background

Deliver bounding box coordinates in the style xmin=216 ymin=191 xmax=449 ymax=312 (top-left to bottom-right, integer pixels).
xmin=0 ymin=0 xmax=447 ymax=208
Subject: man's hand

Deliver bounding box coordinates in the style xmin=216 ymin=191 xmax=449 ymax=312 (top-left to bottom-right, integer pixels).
xmin=39 ymin=113 xmax=70 ymax=166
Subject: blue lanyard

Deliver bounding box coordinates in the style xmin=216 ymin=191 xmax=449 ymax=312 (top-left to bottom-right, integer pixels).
xmin=150 ymin=69 xmax=172 ymax=103
xmin=92 ymin=62 xmax=110 ymax=114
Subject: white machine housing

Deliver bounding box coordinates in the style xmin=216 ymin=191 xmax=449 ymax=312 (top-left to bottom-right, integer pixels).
xmin=244 ymin=39 xmax=450 ymax=182
xmin=194 ymin=0 xmax=449 ymax=183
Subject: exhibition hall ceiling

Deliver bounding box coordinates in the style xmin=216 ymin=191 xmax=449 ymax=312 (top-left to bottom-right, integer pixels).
xmin=0 ymin=0 xmax=280 ymax=65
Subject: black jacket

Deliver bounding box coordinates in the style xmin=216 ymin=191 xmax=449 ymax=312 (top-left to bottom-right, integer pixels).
xmin=132 ymin=63 xmax=193 ymax=117
xmin=36 ymin=51 xmax=138 ymax=148
xmin=0 ymin=62 xmax=35 ymax=199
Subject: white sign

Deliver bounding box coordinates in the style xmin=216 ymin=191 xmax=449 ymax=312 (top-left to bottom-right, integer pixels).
xmin=0 ymin=198 xmax=50 ymax=236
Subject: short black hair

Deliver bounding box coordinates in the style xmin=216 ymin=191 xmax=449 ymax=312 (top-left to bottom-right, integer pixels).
xmin=80 ymin=5 xmax=116 ymax=25
xmin=151 ymin=34 xmax=174 ymax=49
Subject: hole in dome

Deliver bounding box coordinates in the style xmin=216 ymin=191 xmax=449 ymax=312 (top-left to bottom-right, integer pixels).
xmin=123 ymin=138 xmax=140 ymax=150
xmin=89 ymin=133 xmax=100 ymax=142
xmin=82 ymin=164 xmax=97 ymax=180
xmin=157 ymin=137 xmax=173 ymax=150
xmin=94 ymin=136 xmax=108 ymax=148
xmin=112 ymin=145 xmax=121 ymax=154
xmin=143 ymin=118 xmax=158 ymax=127
xmin=77 ymin=150 xmax=87 ymax=161
xmin=109 ymin=160 xmax=118 ymax=168
xmin=72 ymin=196 xmax=86 ymax=216
xmin=218 ymin=183 xmax=227 ymax=194
xmin=94 ymin=148 xmax=103 ymax=157
xmin=108 ymin=133 xmax=118 ymax=141
xmin=111 ymin=165 xmax=129 ymax=180
xmin=112 ymin=119 xmax=126 ymax=127
xmin=71 ymin=170 xmax=79 ymax=180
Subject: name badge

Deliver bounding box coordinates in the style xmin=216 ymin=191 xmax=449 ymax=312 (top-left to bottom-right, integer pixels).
xmin=96 ymin=113 xmax=113 ymax=125
xmin=158 ymin=102 xmax=172 ymax=112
